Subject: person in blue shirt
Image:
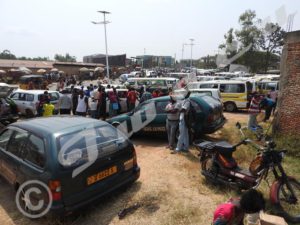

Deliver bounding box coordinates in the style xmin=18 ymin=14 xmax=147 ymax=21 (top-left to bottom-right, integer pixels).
xmin=260 ymin=95 xmax=275 ymax=122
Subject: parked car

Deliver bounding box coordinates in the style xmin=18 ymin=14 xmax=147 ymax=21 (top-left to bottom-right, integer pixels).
xmin=0 ymin=116 xmax=140 ymax=216
xmin=10 ymin=90 xmax=61 ymax=117
xmin=107 ymin=95 xmax=225 ymax=139
xmin=0 ymin=83 xmax=19 ymax=125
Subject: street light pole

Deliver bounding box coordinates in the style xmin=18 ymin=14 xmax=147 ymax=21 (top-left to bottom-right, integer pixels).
xmin=189 ymin=38 xmax=194 ymax=68
xmin=92 ymin=10 xmax=111 ymax=82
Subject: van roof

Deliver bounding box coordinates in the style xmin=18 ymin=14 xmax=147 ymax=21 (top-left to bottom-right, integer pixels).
xmin=14 ymin=89 xmax=59 ymax=94
xmin=189 ymin=80 xmax=248 ymax=84
xmin=127 ymin=77 xmax=178 ymax=81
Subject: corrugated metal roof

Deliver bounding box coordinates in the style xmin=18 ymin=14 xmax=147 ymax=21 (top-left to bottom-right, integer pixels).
xmin=0 ymin=59 xmax=53 ymax=69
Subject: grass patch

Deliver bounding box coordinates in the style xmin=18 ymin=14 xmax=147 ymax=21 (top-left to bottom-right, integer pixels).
xmin=274 ymin=134 xmax=300 ymax=157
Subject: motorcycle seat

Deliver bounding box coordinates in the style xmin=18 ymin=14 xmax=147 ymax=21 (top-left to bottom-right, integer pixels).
xmin=214 ymin=141 xmax=236 ymax=155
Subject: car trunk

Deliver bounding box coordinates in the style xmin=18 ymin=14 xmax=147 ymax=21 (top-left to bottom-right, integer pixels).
xmin=58 ymin=143 xmax=135 ymax=207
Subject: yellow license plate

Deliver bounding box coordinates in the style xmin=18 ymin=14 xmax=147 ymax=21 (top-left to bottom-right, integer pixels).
xmin=87 ymin=166 xmax=117 ymax=186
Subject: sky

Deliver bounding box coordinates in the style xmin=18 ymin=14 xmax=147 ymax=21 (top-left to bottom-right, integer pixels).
xmin=0 ymin=0 xmax=299 ymax=62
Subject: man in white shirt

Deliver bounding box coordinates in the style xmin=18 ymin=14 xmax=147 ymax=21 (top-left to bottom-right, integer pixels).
xmin=165 ymin=96 xmax=181 ymax=150
xmin=175 ymin=91 xmax=191 ymax=153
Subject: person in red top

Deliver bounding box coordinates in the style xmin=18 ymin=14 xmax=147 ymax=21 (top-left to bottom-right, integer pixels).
xmin=213 ymin=189 xmax=265 ymax=225
xmin=248 ymin=92 xmax=262 ymax=129
xmin=127 ymin=88 xmax=137 ymax=112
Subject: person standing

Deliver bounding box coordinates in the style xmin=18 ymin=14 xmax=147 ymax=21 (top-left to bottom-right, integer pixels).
xmin=108 ymin=87 xmax=119 ymax=117
xmin=71 ymin=89 xmax=78 ymax=115
xmin=174 ymin=91 xmax=191 ymax=153
xmin=99 ymin=87 xmax=107 ymax=120
xmin=59 ymin=90 xmax=72 ymax=115
xmin=37 ymin=91 xmax=49 ymax=117
xmin=42 ymin=100 xmax=55 ymax=117
xmin=76 ymin=90 xmax=88 ymax=116
xmin=89 ymin=97 xmax=98 ymax=119
xmin=165 ymin=96 xmax=181 ymax=150
xmin=248 ymin=93 xmax=261 ymax=129
xmin=268 ymin=87 xmax=278 ymax=115
xmin=140 ymin=88 xmax=152 ymax=103
xmin=127 ymin=88 xmax=137 ymax=111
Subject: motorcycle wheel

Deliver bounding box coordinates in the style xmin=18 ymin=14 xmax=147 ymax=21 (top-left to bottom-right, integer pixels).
xmin=201 ymin=157 xmax=214 ymax=172
xmin=276 ymin=178 xmax=300 ymax=223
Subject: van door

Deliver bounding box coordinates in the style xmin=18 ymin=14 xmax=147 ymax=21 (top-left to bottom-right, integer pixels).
xmin=10 ymin=93 xmax=26 ymax=114
xmin=220 ymin=83 xmax=247 ymax=109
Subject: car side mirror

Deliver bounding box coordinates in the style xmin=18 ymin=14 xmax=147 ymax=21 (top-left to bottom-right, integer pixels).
xmin=236 ymin=122 xmax=241 ymax=129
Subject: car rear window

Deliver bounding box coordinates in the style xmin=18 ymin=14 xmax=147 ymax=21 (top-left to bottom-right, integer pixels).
xmin=57 ymin=125 xmax=128 ymax=168
xmin=201 ymin=95 xmax=221 ymax=106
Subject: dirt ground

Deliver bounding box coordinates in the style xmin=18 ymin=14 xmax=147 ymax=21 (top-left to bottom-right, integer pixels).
xmin=0 ymin=112 xmax=249 ymax=225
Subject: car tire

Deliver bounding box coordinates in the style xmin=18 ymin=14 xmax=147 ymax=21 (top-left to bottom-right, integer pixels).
xmin=25 ymin=109 xmax=34 ymax=118
xmin=224 ymin=102 xmax=237 ymax=112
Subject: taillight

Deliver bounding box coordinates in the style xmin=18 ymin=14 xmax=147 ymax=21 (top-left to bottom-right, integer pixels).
xmin=207 ymin=114 xmax=214 ymax=124
xmin=48 ymin=180 xmax=62 ymax=201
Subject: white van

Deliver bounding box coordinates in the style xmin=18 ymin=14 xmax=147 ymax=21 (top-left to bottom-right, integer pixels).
xmin=187 ymin=80 xmax=253 ymax=112
xmin=10 ymin=90 xmax=61 ymax=116
xmin=127 ymin=77 xmax=178 ymax=89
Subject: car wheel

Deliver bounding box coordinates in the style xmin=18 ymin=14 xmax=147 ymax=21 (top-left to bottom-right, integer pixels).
xmin=224 ymin=102 xmax=237 ymax=112
xmin=25 ymin=109 xmax=34 ymax=118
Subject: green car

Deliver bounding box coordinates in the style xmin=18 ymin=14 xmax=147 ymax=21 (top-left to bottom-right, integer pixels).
xmin=107 ymin=95 xmax=226 ymax=140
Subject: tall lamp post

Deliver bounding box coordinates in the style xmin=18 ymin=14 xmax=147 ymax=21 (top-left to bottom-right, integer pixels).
xmin=189 ymin=38 xmax=194 ymax=68
xmin=92 ymin=10 xmax=111 ymax=81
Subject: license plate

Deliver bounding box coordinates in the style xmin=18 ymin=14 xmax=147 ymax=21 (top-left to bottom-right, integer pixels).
xmin=87 ymin=166 xmax=117 ymax=186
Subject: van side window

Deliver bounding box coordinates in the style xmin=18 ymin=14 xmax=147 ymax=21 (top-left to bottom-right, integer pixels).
xmin=7 ymin=130 xmax=29 ymax=157
xmin=50 ymin=93 xmax=59 ymax=101
xmin=0 ymin=129 xmax=14 ymax=150
xmin=200 ymin=84 xmax=218 ymax=89
xmin=24 ymin=135 xmax=46 ymax=168
xmin=26 ymin=94 xmax=34 ymax=101
xmin=220 ymin=84 xmax=245 ymax=93
xmin=155 ymin=101 xmax=169 ymax=114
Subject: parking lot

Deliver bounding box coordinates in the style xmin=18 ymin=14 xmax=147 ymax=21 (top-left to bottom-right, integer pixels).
xmin=0 ymin=112 xmax=248 ymax=225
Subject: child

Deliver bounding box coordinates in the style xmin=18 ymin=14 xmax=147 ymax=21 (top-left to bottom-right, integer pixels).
xmin=89 ymin=97 xmax=98 ymax=119
xmin=43 ymin=100 xmax=55 ymax=117
xmin=213 ymin=189 xmax=265 ymax=225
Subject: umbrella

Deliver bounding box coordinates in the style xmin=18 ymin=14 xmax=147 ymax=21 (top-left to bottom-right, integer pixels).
xmin=94 ymin=67 xmax=105 ymax=72
xmin=79 ymin=67 xmax=89 ymax=72
xmin=37 ymin=69 xmax=47 ymax=74
xmin=58 ymin=70 xmax=65 ymax=74
xmin=51 ymin=68 xmax=59 ymax=72
xmin=97 ymin=64 xmax=105 ymax=67
xmin=0 ymin=70 xmax=6 ymax=74
xmin=18 ymin=67 xmax=32 ymax=74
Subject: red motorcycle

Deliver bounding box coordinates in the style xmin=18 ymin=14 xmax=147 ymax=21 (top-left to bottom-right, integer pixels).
xmin=194 ymin=122 xmax=300 ymax=223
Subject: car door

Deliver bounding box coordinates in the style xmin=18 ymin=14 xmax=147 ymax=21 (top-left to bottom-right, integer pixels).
xmin=0 ymin=128 xmax=29 ymax=185
xmin=141 ymin=100 xmax=169 ymax=133
xmin=49 ymin=92 xmax=60 ymax=110
xmin=17 ymin=133 xmax=46 ymax=184
xmin=10 ymin=92 xmax=26 ymax=114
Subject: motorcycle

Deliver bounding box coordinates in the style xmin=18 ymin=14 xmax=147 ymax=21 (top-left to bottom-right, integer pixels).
xmin=194 ymin=122 xmax=300 ymax=223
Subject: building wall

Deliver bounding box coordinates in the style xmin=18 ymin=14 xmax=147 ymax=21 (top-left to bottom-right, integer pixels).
xmin=274 ymin=30 xmax=300 ymax=134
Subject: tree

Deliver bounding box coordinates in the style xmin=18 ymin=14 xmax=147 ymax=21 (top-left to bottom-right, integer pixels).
xmin=219 ymin=28 xmax=238 ymax=58
xmin=0 ymin=50 xmax=17 ymax=59
xmin=258 ymin=23 xmax=285 ymax=72
xmin=235 ymin=10 xmax=261 ymax=50
xmin=54 ymin=53 xmax=76 ymax=62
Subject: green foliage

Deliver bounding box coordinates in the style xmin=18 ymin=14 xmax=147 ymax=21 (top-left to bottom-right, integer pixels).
xmin=54 ymin=53 xmax=76 ymax=62
xmin=0 ymin=50 xmax=17 ymax=59
xmin=219 ymin=28 xmax=238 ymax=58
xmin=258 ymin=23 xmax=285 ymax=73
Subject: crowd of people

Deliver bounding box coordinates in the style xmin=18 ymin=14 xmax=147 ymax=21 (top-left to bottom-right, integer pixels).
xmin=36 ymin=83 xmax=176 ymax=119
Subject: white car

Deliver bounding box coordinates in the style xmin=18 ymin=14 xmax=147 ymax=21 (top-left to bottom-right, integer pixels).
xmin=10 ymin=90 xmax=61 ymax=117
